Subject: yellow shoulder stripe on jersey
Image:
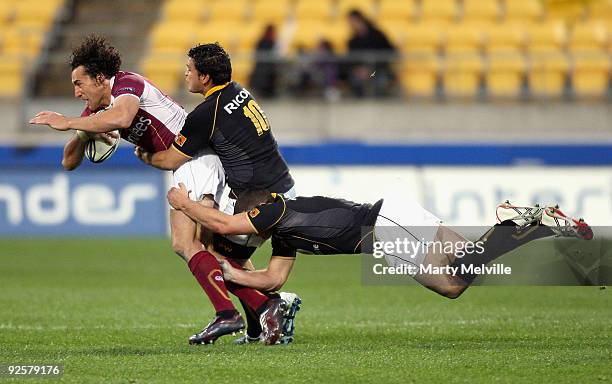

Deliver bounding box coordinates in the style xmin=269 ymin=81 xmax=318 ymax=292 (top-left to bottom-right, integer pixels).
xmin=171 ymin=144 xmax=192 ymax=159
xmin=204 ymin=82 xmax=230 ymax=99
xmin=263 ymin=195 xmax=286 ymax=232
xmin=209 ymin=92 xmax=221 ymax=141
xmin=244 ymin=212 xmax=259 ymax=234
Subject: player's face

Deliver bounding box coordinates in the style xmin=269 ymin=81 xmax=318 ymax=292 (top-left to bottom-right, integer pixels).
xmin=71 ymin=66 xmax=108 ymax=110
xmin=185 ymin=58 xmax=206 ymax=94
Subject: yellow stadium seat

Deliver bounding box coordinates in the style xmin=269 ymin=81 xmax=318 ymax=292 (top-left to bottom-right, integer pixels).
xmin=0 ymin=55 xmax=23 ymax=97
xmin=141 ymin=55 xmax=184 ymax=93
xmin=237 ymin=22 xmax=275 ymax=53
xmin=544 ymin=0 xmax=586 ymax=23
xmin=443 ymin=53 xmax=484 ymax=97
xmin=445 ymin=23 xmax=488 ymax=54
xmin=323 ymin=22 xmax=351 ymax=53
xmin=162 ymin=0 xmax=205 ymax=22
xmin=462 ymin=0 xmax=500 ymax=23
xmin=529 ymin=52 xmax=569 ymax=96
xmin=149 ymin=22 xmax=197 ymax=55
xmin=231 ymin=58 xmax=254 ymax=86
xmin=587 ymin=0 xmax=612 ymax=21
xmin=195 ymin=22 xmax=244 ymax=53
xmin=289 ymin=20 xmax=350 ymax=53
xmin=378 ymin=20 xmax=409 ymax=47
xmin=337 ymin=0 xmax=375 ymax=19
xmin=572 ymin=52 xmax=610 ymax=97
xmin=486 ymin=52 xmax=526 ymax=97
xmin=485 ymin=22 xmax=525 ymax=53
xmin=526 ymin=21 xmax=567 ymax=53
xmin=294 ymin=0 xmax=333 ymax=21
xmin=2 ymin=27 xmax=44 ymax=59
xmin=420 ymin=0 xmax=458 ymax=24
xmin=569 ymin=21 xmax=608 ymax=53
xmin=207 ymin=0 xmax=248 ymax=22
xmin=376 ymin=0 xmax=416 ymax=22
xmin=250 ymin=0 xmax=289 ymax=24
xmin=504 ymin=0 xmax=543 ymax=22
xmin=13 ymin=1 xmax=61 ymax=25
xmin=402 ymin=23 xmax=444 ymax=55
xmin=0 ymin=2 xmax=13 ymax=23
xmin=400 ymin=54 xmax=439 ymax=97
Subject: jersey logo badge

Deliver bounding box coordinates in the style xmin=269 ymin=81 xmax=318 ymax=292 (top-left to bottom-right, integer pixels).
xmin=248 ymin=208 xmax=260 ymax=218
xmin=117 ymin=87 xmax=136 ymax=94
xmin=175 ymin=134 xmax=187 ymax=147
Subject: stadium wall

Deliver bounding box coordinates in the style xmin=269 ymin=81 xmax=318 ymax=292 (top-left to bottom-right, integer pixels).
xmin=1 ymin=144 xmax=612 ymax=237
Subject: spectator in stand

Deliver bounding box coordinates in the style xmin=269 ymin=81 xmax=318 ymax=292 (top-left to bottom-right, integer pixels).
xmin=249 ymin=24 xmax=278 ymax=97
xmin=344 ymin=9 xmax=396 ymax=97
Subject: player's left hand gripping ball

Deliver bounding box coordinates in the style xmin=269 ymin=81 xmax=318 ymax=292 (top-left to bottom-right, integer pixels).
xmin=29 ymin=111 xmax=71 ymax=131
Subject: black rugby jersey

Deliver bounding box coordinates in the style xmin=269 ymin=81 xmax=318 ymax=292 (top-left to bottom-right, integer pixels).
xmin=172 ymin=82 xmax=294 ymax=194
xmin=246 ymin=195 xmax=383 ymax=257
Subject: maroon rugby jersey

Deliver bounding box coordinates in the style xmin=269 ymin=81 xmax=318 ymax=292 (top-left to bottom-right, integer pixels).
xmin=81 ymin=71 xmax=187 ymax=153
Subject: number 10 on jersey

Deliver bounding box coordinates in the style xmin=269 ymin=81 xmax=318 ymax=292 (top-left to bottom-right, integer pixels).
xmin=243 ymin=100 xmax=270 ymax=136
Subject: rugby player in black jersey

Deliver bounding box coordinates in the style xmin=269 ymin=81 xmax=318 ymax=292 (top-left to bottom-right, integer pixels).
xmin=167 ymin=184 xmax=593 ymax=300
xmin=135 ymin=43 xmax=298 ymax=345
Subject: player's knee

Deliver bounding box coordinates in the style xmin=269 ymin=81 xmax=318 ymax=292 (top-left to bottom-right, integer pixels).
xmin=442 ymin=286 xmax=465 ymax=299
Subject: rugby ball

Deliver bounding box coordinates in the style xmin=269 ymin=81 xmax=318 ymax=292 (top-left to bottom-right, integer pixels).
xmin=84 ymin=131 xmax=120 ymax=163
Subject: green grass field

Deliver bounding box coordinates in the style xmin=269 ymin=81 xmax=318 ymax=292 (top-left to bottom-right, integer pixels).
xmin=1 ymin=239 xmax=610 ymax=383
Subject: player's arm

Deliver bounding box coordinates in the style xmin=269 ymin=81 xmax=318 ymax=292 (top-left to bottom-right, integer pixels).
xmin=135 ymin=146 xmax=188 ymax=171
xmin=220 ymin=256 xmax=295 ymax=291
xmin=168 ymin=183 xmax=256 ymax=235
xmin=30 ymin=96 xmax=139 ymax=133
xmin=136 ymin=102 xmax=212 ymax=171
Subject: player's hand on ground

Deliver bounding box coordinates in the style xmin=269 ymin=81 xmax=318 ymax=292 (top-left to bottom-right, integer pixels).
xmin=134 ymin=146 xmax=152 ymax=165
xmin=167 ymin=182 xmax=191 ymax=210
xmin=29 ymin=111 xmax=71 ymax=131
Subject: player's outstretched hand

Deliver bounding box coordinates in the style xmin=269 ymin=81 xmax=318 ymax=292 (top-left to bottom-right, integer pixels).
xmin=29 ymin=111 xmax=70 ymax=131
xmin=167 ymin=182 xmax=191 ymax=210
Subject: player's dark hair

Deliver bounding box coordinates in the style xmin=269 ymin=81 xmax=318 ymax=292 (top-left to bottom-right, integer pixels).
xmin=235 ymin=190 xmax=274 ymax=213
xmin=188 ymin=42 xmax=232 ymax=85
xmin=70 ymin=35 xmax=121 ymax=80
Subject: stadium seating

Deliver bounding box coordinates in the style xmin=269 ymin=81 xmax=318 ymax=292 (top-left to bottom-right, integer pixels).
xmin=140 ymin=0 xmax=611 ymax=100
xmin=251 ymin=0 xmax=289 ymax=24
xmin=376 ymin=0 xmax=415 ymax=22
xmin=208 ymin=0 xmax=249 ymax=22
xmin=400 ymin=54 xmax=439 ymax=97
xmin=0 ymin=54 xmax=22 ymax=97
xmin=337 ymin=0 xmax=376 ymax=19
xmin=486 ymin=52 xmax=526 ymax=97
xmin=161 ymin=0 xmax=205 ymax=22
xmin=529 ymin=52 xmax=570 ymax=97
xmin=0 ymin=0 xmax=64 ymax=97
xmin=443 ymin=53 xmax=484 ymax=97
xmin=569 ymin=21 xmax=608 ymax=53
xmin=504 ymin=0 xmax=543 ymax=22
xmin=420 ymin=0 xmax=458 ymax=24
xmin=462 ymin=0 xmax=500 ymax=23
xmin=294 ymin=0 xmax=333 ymax=21
xmin=572 ymin=52 xmax=610 ymax=97
xmin=486 ymin=22 xmax=526 ymax=53
xmin=525 ymin=20 xmax=567 ymax=53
